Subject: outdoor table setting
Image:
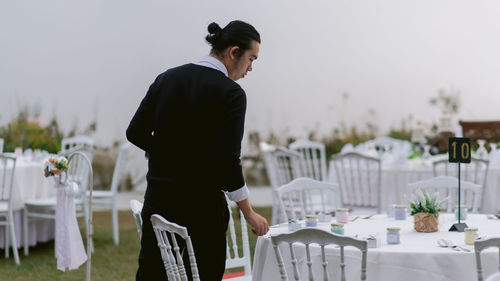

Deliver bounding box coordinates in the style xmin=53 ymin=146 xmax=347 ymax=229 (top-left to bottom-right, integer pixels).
xmin=252 ymin=212 xmax=500 ymax=281
xmin=0 ymin=149 xmax=57 ymax=249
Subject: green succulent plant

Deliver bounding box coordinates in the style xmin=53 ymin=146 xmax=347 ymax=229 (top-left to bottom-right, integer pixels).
xmin=408 ymin=188 xmax=449 ymax=218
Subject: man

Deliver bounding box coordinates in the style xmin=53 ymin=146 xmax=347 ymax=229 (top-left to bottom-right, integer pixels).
xmin=127 ymin=20 xmax=269 ymax=280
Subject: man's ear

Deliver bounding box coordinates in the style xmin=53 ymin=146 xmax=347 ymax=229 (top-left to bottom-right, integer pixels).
xmin=229 ymin=46 xmax=240 ymax=60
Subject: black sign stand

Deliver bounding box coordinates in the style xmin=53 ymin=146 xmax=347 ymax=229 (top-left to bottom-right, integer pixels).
xmin=448 ymin=137 xmax=470 ymax=232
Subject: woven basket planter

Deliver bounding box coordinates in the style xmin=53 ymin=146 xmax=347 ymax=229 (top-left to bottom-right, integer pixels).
xmin=413 ymin=212 xmax=439 ymax=232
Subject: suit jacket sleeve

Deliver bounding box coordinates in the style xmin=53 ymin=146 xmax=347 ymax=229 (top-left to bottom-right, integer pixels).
xmin=220 ymin=88 xmax=247 ymax=192
xmin=126 ymin=78 xmax=158 ymax=153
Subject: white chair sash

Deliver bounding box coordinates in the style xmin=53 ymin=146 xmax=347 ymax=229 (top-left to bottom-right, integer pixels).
xmin=55 ymin=179 xmax=87 ymax=271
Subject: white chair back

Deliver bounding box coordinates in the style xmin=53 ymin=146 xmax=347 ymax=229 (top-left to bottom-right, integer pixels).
xmin=151 ymin=214 xmax=201 ymax=281
xmin=260 ymin=142 xmax=303 ymax=224
xmin=433 ymin=157 xmax=489 ymax=211
xmin=0 ymin=155 xmax=16 ymax=206
xmin=67 ymin=151 xmax=94 ymax=281
xmin=61 ymin=136 xmax=94 ymax=162
xmin=276 ymin=177 xmax=340 ymax=221
xmin=407 ymin=176 xmax=482 ymax=213
xmin=271 ymin=228 xmax=368 ymax=281
xmin=289 ymin=139 xmax=327 ymax=181
xmin=109 ymin=142 xmax=130 ymax=194
xmin=225 ymin=197 xmax=252 ymax=278
xmin=330 ymin=152 xmax=382 ymax=212
xmin=130 ymin=199 xmax=143 ymax=238
xmin=475 ymin=237 xmax=500 ymax=281
xmin=0 ymin=138 xmax=4 ymax=153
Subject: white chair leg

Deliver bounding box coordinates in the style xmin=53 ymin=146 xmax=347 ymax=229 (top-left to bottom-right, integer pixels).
xmin=5 ymin=224 xmax=9 ymax=259
xmin=8 ymin=212 xmax=20 ymax=265
xmin=23 ymin=210 xmax=29 ymax=256
xmin=112 ymin=200 xmax=119 ymax=245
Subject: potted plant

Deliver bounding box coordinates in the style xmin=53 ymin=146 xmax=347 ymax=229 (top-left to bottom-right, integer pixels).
xmin=408 ymin=189 xmax=448 ymax=232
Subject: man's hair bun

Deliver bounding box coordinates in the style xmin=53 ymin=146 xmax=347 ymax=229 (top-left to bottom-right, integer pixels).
xmin=205 ymin=22 xmax=222 ymax=44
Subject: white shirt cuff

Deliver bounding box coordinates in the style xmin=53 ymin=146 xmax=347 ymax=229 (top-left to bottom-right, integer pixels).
xmin=225 ymin=184 xmax=249 ymax=202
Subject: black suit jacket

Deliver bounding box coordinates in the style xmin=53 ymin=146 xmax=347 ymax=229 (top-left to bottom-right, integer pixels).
xmin=126 ymin=63 xmax=246 ymax=197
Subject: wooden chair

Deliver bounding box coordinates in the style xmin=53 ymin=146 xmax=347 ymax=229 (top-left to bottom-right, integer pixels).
xmin=151 ymin=214 xmax=200 ymax=281
xmin=433 ymin=157 xmax=488 ymax=211
xmin=271 ymin=228 xmax=368 ymax=281
xmin=475 ymin=237 xmax=500 ymax=281
xmin=90 ymin=142 xmax=130 ymax=245
xmin=407 ymin=176 xmax=482 ymax=213
xmin=129 ymin=199 xmax=143 ymax=239
xmin=0 ymin=155 xmax=20 ymax=264
xmin=24 ymin=151 xmax=92 ymax=256
xmin=330 ymin=152 xmax=382 ymax=213
xmin=276 ymin=177 xmax=340 ymax=221
xmin=260 ymin=142 xmax=303 ymax=224
xmin=224 ymin=196 xmax=252 ymax=281
xmin=289 ymin=139 xmax=328 ymax=182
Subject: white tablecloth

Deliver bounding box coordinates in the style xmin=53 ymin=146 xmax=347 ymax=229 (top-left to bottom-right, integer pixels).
xmin=328 ymin=160 xmax=500 ymax=214
xmin=253 ymin=214 xmax=500 ymax=281
xmin=0 ymin=158 xmax=57 ymax=248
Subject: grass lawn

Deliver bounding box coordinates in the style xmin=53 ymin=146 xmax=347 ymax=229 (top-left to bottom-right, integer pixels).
xmin=0 ymin=206 xmax=272 ymax=280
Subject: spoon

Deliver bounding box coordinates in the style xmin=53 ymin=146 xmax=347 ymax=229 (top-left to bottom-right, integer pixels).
xmin=446 ymin=239 xmax=471 ymax=252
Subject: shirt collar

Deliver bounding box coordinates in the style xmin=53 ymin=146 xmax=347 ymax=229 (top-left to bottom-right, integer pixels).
xmin=195 ymin=55 xmax=228 ymax=77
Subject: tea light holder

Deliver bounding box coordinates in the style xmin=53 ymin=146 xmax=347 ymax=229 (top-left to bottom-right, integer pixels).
xmin=387 ymin=227 xmax=400 ymax=244
xmin=464 ymin=227 xmax=478 ymax=245
xmin=455 ymin=205 xmax=468 ymax=221
xmin=305 ymin=215 xmax=318 ymax=227
xmin=288 ymin=219 xmax=302 ymax=231
xmin=336 ymin=208 xmax=349 ymax=224
xmin=394 ymin=205 xmax=407 ymax=220
xmin=330 ymin=223 xmax=344 ymax=235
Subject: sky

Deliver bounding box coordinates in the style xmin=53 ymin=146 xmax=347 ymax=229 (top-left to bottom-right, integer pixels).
xmin=2 ymin=0 xmax=500 ymax=151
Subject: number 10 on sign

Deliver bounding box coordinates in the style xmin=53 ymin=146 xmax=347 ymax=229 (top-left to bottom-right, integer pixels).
xmin=448 ymin=137 xmax=471 ymax=163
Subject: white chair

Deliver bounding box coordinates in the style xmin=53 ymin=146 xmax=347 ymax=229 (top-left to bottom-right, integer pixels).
xmin=151 ymin=214 xmax=201 ymax=281
xmin=129 ymin=199 xmax=143 ymax=239
xmin=474 ymin=237 xmax=500 ymax=281
xmin=0 ymin=138 xmax=4 ymax=153
xmin=330 ymin=152 xmax=382 ymax=213
xmin=260 ymin=142 xmax=303 ymax=224
xmin=407 ymin=176 xmax=482 ymax=213
xmin=60 ymin=135 xmax=94 ymax=162
xmin=271 ymin=228 xmax=368 ymax=281
xmin=90 ymin=142 xmax=130 ymax=245
xmin=23 ymin=151 xmax=92 ymax=256
xmin=224 ymin=197 xmax=252 ymax=281
xmin=276 ymin=177 xmax=340 ymax=222
xmin=0 ymin=155 xmax=20 ymax=264
xmin=433 ymin=157 xmax=489 ymax=211
xmin=289 ymin=139 xmax=328 ymax=182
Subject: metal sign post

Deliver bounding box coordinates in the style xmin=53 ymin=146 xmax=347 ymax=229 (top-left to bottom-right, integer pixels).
xmin=448 ymin=137 xmax=471 ymax=232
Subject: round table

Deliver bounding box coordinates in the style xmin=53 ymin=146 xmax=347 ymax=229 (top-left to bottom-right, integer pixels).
xmin=253 ymin=214 xmax=500 ymax=281
xmin=0 ymin=157 xmax=56 ymax=248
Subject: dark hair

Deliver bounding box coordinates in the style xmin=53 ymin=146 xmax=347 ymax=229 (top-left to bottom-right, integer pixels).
xmin=205 ymin=20 xmax=260 ymax=57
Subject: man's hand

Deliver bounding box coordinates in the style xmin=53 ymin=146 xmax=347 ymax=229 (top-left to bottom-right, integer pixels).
xmin=235 ymin=198 xmax=269 ymax=236
xmin=245 ymin=212 xmax=269 ymax=236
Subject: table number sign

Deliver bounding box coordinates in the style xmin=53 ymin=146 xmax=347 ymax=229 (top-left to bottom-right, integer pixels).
xmin=448 ymin=137 xmax=471 ymax=163
xmin=448 ymin=137 xmax=470 ymax=232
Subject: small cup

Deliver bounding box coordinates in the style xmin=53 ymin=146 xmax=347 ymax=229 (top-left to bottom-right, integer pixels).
xmin=394 ymin=205 xmax=407 ymax=220
xmin=464 ymin=227 xmax=478 ymax=245
xmin=305 ymin=215 xmax=318 ymax=227
xmin=387 ymin=204 xmax=396 ymax=218
xmin=387 ymin=227 xmax=400 ymax=244
xmin=330 ymin=223 xmax=344 ymax=235
xmin=317 ymin=211 xmax=332 ymax=223
xmin=336 ymin=208 xmax=349 ymax=224
xmin=15 ymin=147 xmax=23 ymax=157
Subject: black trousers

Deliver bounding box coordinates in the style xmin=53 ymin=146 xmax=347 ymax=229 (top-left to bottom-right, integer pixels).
xmin=136 ymin=183 xmax=229 ymax=281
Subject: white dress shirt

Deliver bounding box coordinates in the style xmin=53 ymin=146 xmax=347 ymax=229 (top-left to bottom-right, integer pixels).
xmin=195 ymin=56 xmax=249 ymax=202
